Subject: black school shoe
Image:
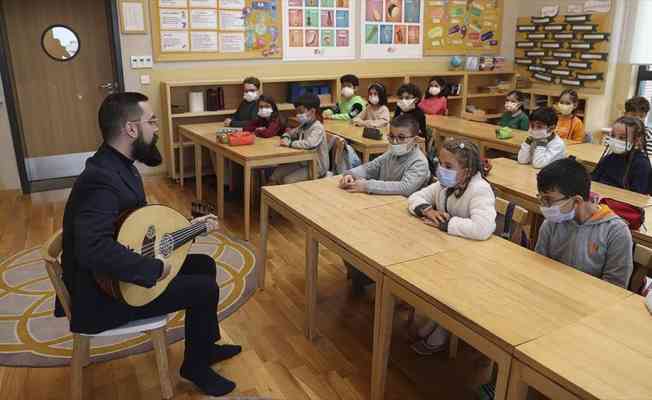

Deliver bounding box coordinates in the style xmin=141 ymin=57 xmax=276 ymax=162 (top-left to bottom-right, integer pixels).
xmin=180 ymin=363 xmax=236 ymax=397
xmin=210 ymin=344 xmax=242 ymax=365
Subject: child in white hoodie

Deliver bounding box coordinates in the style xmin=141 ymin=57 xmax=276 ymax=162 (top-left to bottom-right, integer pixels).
xmin=517 ymin=106 xmax=566 ymax=169
xmin=407 ymin=138 xmax=496 ymax=354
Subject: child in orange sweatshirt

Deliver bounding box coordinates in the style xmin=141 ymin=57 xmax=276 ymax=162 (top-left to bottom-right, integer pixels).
xmin=554 ymin=89 xmax=585 ymax=142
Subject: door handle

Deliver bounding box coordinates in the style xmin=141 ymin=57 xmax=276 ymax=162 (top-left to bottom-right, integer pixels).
xmin=99 ymin=82 xmax=117 ymax=90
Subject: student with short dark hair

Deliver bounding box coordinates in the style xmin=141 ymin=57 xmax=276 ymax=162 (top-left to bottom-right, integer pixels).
xmin=498 ymin=90 xmax=529 ymax=130
xmin=341 ymin=115 xmax=430 ymax=196
xmin=271 ymin=93 xmax=328 ymax=184
xmin=324 ymin=74 xmax=366 ymax=120
xmin=624 ymin=96 xmax=652 ymax=156
xmin=224 ymin=76 xmax=261 ymax=128
xmin=395 ymin=83 xmax=427 ymax=137
xmin=592 ymin=116 xmax=651 ymax=194
xmin=536 ymin=158 xmax=633 ymax=288
xmin=518 ymin=107 xmax=566 ymax=168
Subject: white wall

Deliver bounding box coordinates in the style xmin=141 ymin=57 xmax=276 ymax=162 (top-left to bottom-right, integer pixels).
xmin=0 ymin=0 xmax=519 ymax=190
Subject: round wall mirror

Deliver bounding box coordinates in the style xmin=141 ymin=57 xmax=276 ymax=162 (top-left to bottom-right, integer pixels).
xmin=41 ymin=25 xmax=80 ymax=61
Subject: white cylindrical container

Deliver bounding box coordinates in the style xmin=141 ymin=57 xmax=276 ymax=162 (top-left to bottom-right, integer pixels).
xmin=189 ymin=91 xmax=205 ymax=113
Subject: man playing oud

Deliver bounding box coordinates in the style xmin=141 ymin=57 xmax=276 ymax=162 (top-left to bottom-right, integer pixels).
xmin=59 ymin=92 xmax=239 ymax=396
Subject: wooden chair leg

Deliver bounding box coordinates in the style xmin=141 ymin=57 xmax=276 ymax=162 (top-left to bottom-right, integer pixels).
xmin=71 ymin=333 xmax=90 ymax=400
xmin=448 ymin=334 xmax=459 ymax=359
xmin=149 ymin=327 xmax=174 ymax=400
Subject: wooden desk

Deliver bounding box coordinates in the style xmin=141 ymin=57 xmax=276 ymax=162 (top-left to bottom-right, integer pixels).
xmin=427 ymin=115 xmax=579 ymax=157
xmin=372 ymin=239 xmax=630 ymax=400
xmin=487 ymin=157 xmax=652 ymax=245
xmin=178 ymin=123 xmax=319 ymax=241
xmin=258 ymin=179 xmax=471 ymax=337
xmin=324 ymin=120 xmax=389 ymax=163
xmin=508 ymin=295 xmax=652 ymax=400
xmin=566 ymin=143 xmax=605 ymax=170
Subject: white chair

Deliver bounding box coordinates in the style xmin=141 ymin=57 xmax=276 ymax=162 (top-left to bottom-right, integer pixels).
xmin=42 ymin=230 xmax=173 ymax=400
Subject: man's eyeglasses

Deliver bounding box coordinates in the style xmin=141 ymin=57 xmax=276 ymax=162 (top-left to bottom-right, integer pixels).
xmin=129 ymin=118 xmax=159 ymax=128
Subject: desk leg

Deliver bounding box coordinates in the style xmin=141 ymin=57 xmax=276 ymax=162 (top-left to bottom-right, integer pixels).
xmin=244 ymin=165 xmax=252 ymax=241
xmin=179 ymin=135 xmax=184 ymax=187
xmin=506 ymin=360 xmax=528 ymax=400
xmin=194 ymin=144 xmax=202 ymax=201
xmin=257 ymin=195 xmax=269 ymax=290
xmin=215 ymin=153 xmax=225 ymax=220
xmin=495 ymin=354 xmax=513 ymax=400
xmin=308 ymin=159 xmax=318 ymax=180
xmin=305 ymin=228 xmax=318 ymax=340
xmin=363 ymin=151 xmax=370 ymax=164
xmin=370 ymin=279 xmax=396 ymax=400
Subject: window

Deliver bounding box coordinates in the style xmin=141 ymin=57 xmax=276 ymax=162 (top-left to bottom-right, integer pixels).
xmin=637 ymin=65 xmax=652 ymax=126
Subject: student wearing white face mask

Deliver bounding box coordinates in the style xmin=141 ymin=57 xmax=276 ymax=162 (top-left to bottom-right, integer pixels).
xmin=536 ymin=158 xmax=633 ymax=288
xmin=340 ymin=115 xmax=430 ymax=294
xmin=418 ymin=77 xmax=449 ymax=116
xmin=554 ymin=89 xmax=585 ymax=142
xmin=394 ymin=83 xmax=427 ymax=138
xmin=517 ymin=107 xmax=566 ymax=169
xmin=498 ymin=90 xmax=529 ymax=130
xmin=244 ymin=95 xmax=285 ymax=138
xmin=352 ymin=83 xmax=390 ymax=128
xmin=323 ymin=74 xmax=366 ymax=120
xmin=592 ymin=116 xmax=651 ymax=194
xmin=407 ymin=138 xmax=496 ymax=355
xmin=271 ymin=93 xmax=329 ymax=184
xmin=224 ymin=76 xmax=261 ymax=128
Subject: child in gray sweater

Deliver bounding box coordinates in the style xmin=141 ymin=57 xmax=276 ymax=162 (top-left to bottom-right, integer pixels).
xmin=535 ymin=158 xmax=633 ymax=288
xmin=339 ymin=115 xmax=430 ymax=293
xmin=271 ymin=93 xmax=329 ymax=184
xmin=339 ymin=115 xmax=430 ymax=196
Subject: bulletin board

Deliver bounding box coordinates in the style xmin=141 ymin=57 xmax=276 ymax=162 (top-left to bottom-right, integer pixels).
xmin=150 ymin=0 xmax=283 ymax=62
xmin=514 ymin=13 xmax=611 ymax=93
xmin=284 ymin=0 xmax=356 ymax=61
xmin=423 ymin=0 xmax=502 ymax=56
xmin=361 ymin=0 xmax=424 ymax=59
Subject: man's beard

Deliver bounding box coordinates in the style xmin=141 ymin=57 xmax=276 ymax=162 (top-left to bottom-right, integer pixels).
xmin=132 ymin=128 xmax=162 ymax=167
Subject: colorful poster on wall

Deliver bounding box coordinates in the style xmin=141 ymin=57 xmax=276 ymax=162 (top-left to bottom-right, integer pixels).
xmin=423 ymin=0 xmax=501 ymax=55
xmin=152 ymin=0 xmax=282 ymax=61
xmin=283 ymin=0 xmax=356 ymax=60
xmin=361 ymin=0 xmax=424 ymax=59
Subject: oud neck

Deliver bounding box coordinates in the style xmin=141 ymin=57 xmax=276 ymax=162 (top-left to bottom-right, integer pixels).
xmin=171 ymin=222 xmax=207 ymax=250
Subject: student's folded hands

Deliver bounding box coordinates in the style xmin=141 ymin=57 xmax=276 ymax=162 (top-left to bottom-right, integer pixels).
xmin=341 ymin=177 xmax=367 ymax=193
xmin=339 ymin=174 xmax=356 ymax=188
xmin=422 ymin=209 xmax=450 ymax=231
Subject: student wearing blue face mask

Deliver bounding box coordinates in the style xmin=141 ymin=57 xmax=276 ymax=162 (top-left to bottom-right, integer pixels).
xmin=536 ymin=158 xmax=633 ymax=288
xmin=407 ymin=138 xmax=496 ymax=355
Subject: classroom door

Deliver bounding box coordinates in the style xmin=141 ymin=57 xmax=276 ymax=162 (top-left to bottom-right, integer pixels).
xmin=2 ymin=0 xmax=119 ymax=182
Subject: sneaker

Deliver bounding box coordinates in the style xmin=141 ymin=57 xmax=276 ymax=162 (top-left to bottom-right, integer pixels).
xmin=411 ymin=339 xmax=447 ymax=356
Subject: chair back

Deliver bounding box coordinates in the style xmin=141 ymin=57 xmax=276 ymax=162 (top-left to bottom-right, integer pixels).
xmin=326 ymin=132 xmax=347 ymax=174
xmin=495 ymin=197 xmax=530 ymax=247
xmin=41 ymin=230 xmax=72 ymax=320
xmin=631 ymin=244 xmax=652 ymax=294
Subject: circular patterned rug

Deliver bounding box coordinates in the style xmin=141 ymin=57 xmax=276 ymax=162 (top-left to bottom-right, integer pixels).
xmin=0 ymin=232 xmax=257 ymax=367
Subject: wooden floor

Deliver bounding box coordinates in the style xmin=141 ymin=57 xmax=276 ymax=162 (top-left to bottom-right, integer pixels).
xmin=0 ymin=176 xmax=496 ymax=400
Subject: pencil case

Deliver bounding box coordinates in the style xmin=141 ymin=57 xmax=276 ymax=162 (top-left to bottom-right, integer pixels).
xmin=362 ymin=127 xmax=383 ymax=140
xmin=495 ymin=126 xmax=513 ymax=140
xmin=228 ymin=131 xmax=255 ymax=146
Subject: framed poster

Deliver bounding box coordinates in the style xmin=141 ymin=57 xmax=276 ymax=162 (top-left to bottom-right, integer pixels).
xmin=283 ymin=0 xmax=356 ymax=61
xmin=151 ymin=0 xmax=282 ymax=62
xmin=361 ymin=0 xmax=424 ymax=59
